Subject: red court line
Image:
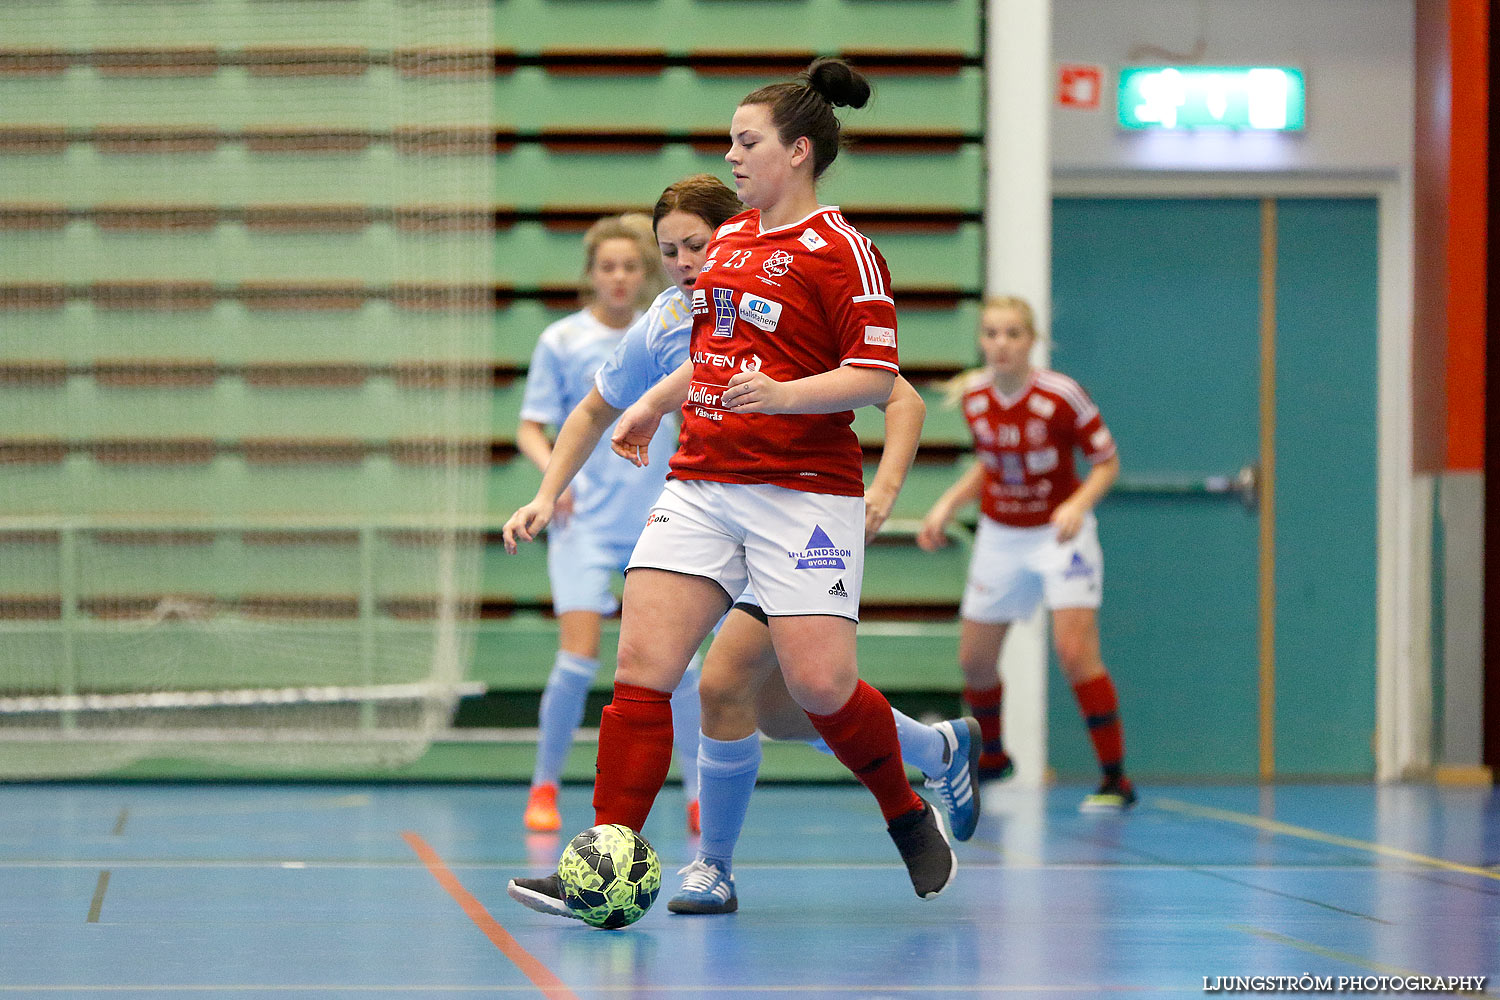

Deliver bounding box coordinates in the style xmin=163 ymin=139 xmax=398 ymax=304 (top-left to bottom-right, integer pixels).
xmin=401 ymin=830 xmax=581 ymax=1000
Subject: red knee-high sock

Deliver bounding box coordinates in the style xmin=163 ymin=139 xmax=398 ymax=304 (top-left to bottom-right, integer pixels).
xmin=806 ymin=680 xmax=923 ymax=822
xmin=592 ymin=681 xmax=674 ymax=831
xmin=963 ymin=684 xmax=1005 ymax=758
xmin=1072 ymin=675 xmax=1125 ymax=774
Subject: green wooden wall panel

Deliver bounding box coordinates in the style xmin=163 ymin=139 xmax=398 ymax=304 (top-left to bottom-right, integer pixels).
xmin=497 ymin=145 xmax=982 ymax=212
xmin=0 ymin=306 xmax=491 ymax=365
xmin=1 ymin=0 xmax=478 ymax=47
xmin=496 ymin=301 xmax=577 ymax=365
xmin=0 ymin=227 xmax=489 ymax=284
xmin=0 ymin=148 xmax=492 ymax=205
xmin=498 ymin=0 xmax=981 ymax=55
xmin=495 ymin=67 xmax=984 ymax=133
xmin=0 ymin=71 xmax=484 ymax=129
xmin=852 ymin=384 xmax=969 ymax=446
xmin=3 ymin=146 xmax=972 ymax=213
xmin=896 ymin=302 xmax=982 ymax=367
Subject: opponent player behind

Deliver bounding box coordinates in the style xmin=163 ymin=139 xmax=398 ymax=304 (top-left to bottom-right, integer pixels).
xmin=515 ymin=214 xmax=702 ymax=834
xmin=508 ymin=57 xmax=959 ymax=915
xmin=504 ymin=173 xmax=982 ymax=916
xmin=916 ymin=296 xmax=1136 ymax=811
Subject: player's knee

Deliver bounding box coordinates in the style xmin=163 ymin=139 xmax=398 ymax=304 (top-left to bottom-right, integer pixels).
xmin=697 ymin=666 xmax=753 ymax=717
xmin=614 ymin=636 xmax=678 ymax=689
xmin=784 ymin=672 xmax=856 ymax=717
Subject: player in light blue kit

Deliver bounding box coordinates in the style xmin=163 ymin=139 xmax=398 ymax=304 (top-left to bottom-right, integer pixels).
xmin=505 ymin=175 xmax=980 ymax=916
xmin=518 ymin=213 xmax=702 ymax=834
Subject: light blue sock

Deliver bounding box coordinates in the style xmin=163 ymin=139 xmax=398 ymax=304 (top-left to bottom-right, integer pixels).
xmin=806 ymin=708 xmax=947 ymax=777
xmin=696 ymin=732 xmax=761 ymax=872
xmin=671 ymin=654 xmax=703 ymax=800
xmin=531 ymin=650 xmax=599 ymax=787
xmin=893 ymin=708 xmax=948 ymax=777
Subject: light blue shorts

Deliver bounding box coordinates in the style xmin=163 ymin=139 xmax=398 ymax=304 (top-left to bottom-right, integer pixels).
xmin=546 ymin=521 xmax=638 ymax=615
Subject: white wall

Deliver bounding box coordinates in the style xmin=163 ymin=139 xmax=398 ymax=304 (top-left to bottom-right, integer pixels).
xmin=1051 ymin=0 xmax=1414 ymax=175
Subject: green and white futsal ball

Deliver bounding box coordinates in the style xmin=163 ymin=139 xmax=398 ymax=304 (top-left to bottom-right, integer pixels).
xmin=557 ymin=823 xmax=661 ymax=929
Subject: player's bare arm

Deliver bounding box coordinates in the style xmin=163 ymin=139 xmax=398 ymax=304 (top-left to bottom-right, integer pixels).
xmin=865 ymin=376 xmax=925 ymax=542
xmin=1051 ymin=452 xmax=1120 ymax=542
xmin=502 ymin=387 xmax=624 ymax=554
xmin=917 ymin=460 xmax=985 ymax=551
xmin=721 ymin=365 xmax=895 ymax=415
xmin=611 ymin=359 xmax=693 ymax=466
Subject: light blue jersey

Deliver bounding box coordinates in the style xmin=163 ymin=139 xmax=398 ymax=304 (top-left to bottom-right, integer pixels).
xmin=594 ymin=285 xmax=692 ymax=409
xmin=520 ymin=307 xmax=679 ymax=554
xmin=594 ymin=285 xmax=760 ymax=613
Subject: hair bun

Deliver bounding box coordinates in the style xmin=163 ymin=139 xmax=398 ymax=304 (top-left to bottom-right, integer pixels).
xmin=805 ymin=58 xmax=870 ymax=110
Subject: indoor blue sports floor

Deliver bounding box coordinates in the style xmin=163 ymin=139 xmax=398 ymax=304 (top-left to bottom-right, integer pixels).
xmin=2 ymin=781 xmax=1497 ymax=998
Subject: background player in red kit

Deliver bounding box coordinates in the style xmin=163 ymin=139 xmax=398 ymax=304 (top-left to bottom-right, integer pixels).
xmin=508 ymin=58 xmax=958 ymax=917
xmin=917 ymin=296 xmax=1137 ymax=811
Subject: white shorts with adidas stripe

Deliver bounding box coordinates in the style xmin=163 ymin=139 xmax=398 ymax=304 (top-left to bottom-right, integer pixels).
xmin=960 ymin=513 xmax=1104 ymax=623
xmin=627 ymin=479 xmax=866 ymax=622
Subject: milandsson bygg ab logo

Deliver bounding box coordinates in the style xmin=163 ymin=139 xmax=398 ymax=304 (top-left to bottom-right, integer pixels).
xmin=1063 ymin=552 xmax=1094 ymax=579
xmin=789 ymin=526 xmax=851 ymax=570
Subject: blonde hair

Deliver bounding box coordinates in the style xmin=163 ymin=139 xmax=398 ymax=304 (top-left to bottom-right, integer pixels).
xmin=580 ymin=213 xmax=663 ymax=310
xmin=942 ymin=295 xmax=1042 ymax=406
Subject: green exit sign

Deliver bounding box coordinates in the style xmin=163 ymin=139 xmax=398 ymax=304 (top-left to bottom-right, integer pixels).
xmin=1118 ymin=67 xmax=1306 ymax=131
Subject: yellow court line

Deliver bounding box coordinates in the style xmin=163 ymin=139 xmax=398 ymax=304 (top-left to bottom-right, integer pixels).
xmin=1156 ymin=797 xmax=1500 ymax=882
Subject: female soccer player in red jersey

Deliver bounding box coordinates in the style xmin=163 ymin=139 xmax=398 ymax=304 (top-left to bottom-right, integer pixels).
xmin=917 ymin=296 xmax=1137 ymax=811
xmin=508 ymin=59 xmax=958 ymax=916
xmin=505 ymin=174 xmax=981 ymax=917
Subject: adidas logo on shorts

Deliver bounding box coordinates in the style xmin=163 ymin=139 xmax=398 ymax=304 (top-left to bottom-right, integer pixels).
xmin=828 ymin=579 xmax=848 ymax=598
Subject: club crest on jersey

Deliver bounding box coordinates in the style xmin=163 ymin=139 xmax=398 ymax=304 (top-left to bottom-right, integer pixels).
xmin=691 ymin=288 xmax=708 ymax=316
xmin=762 ymin=250 xmax=794 ymax=277
xmin=798 ymin=228 xmax=828 ymax=251
xmin=1027 ymin=395 xmax=1057 ymax=418
xmin=712 ymin=287 xmax=736 ymax=338
xmin=738 ymin=293 xmax=782 ymax=332
xmin=788 ymin=525 xmax=850 ymax=570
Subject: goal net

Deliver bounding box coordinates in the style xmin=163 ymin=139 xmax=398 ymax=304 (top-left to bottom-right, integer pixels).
xmin=0 ymin=0 xmax=494 ymax=775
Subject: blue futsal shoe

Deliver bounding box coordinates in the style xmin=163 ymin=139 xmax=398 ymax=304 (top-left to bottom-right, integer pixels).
xmin=667 ymin=858 xmax=738 ymax=914
xmin=925 ymin=717 xmax=982 ymax=842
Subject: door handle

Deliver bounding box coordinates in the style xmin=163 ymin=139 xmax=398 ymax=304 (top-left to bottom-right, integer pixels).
xmin=1114 ymin=463 xmax=1259 ymax=511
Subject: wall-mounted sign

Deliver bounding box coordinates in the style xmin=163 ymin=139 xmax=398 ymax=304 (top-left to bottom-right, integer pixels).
xmin=1057 ymin=64 xmax=1103 ymax=110
xmin=1118 ymin=67 xmax=1305 ymax=131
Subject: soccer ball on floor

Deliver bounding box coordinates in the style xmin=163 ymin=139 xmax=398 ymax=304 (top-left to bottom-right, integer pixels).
xmin=557 ymin=823 xmax=661 ymax=929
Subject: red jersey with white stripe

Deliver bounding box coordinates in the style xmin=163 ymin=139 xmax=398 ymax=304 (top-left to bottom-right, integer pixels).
xmin=669 ymin=206 xmax=900 ymax=497
xmin=960 ymin=368 xmax=1117 ymax=527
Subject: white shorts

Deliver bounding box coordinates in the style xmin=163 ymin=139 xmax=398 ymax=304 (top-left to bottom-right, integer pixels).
xmin=546 ymin=522 xmax=637 ymax=615
xmin=627 ymin=479 xmax=865 ymax=621
xmin=960 ymin=513 xmax=1104 ymax=623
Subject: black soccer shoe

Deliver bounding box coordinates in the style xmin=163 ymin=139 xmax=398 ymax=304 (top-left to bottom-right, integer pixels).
xmin=886 ymin=798 xmax=957 ymax=899
xmin=507 ymin=872 xmax=580 ymax=920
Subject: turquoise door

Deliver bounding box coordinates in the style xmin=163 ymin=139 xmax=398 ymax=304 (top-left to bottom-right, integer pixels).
xmin=1048 ymin=197 xmax=1378 ymax=779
